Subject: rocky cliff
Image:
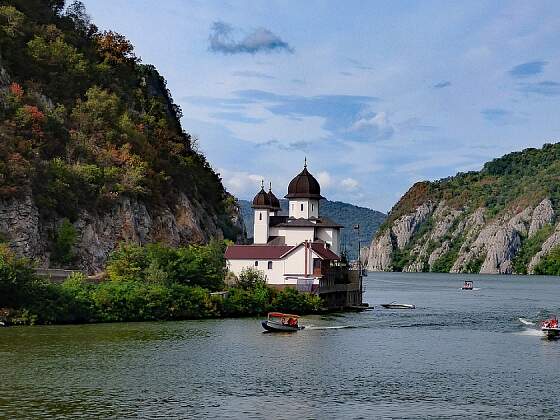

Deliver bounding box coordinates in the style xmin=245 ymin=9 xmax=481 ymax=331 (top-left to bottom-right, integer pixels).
xmin=366 ymin=143 xmax=560 ymax=274
xmin=0 ymin=1 xmax=243 ymax=273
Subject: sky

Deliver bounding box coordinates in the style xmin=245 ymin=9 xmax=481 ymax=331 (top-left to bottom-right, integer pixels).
xmin=81 ymin=0 xmax=560 ymax=212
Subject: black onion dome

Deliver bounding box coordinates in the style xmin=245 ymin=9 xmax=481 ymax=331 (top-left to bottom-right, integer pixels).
xmin=268 ymin=184 xmax=281 ymax=211
xmin=285 ymin=163 xmax=323 ymax=199
xmin=252 ymin=185 xmax=272 ymax=209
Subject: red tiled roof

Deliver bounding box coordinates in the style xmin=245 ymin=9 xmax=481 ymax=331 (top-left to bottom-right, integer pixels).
xmin=278 ymin=242 xmax=341 ymax=261
xmin=225 ymin=245 xmax=294 ymax=260
xmin=310 ymin=242 xmax=340 ymax=260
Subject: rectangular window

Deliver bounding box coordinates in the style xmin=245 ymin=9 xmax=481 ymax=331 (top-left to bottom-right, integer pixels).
xmin=312 ymin=204 xmax=314 ymax=211
xmin=268 ymin=261 xmax=273 ymax=269
xmin=259 ymin=213 xmax=262 ymax=221
xmin=254 ymin=261 xmax=258 ymax=267
xmin=300 ymin=203 xmax=304 ymax=211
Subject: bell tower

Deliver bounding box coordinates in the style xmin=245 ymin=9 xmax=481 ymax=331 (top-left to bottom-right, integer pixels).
xmin=285 ymin=158 xmax=323 ymax=219
xmin=252 ymin=180 xmax=271 ymax=244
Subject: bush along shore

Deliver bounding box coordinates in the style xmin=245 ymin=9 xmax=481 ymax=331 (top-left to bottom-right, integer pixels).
xmin=0 ymin=241 xmax=322 ymax=326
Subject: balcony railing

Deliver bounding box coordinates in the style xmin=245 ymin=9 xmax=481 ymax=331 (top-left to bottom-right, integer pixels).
xmin=319 ymin=268 xmax=361 ymax=294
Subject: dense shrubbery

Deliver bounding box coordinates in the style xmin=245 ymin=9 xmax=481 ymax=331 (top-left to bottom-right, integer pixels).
xmin=512 ymin=225 xmax=554 ymax=274
xmin=0 ymin=246 xmax=324 ymax=325
xmin=534 ymin=245 xmax=560 ymax=276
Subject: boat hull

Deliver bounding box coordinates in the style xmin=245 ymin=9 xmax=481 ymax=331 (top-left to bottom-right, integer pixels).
xmin=381 ymin=304 xmax=415 ymax=309
xmin=261 ymin=320 xmax=304 ymax=332
xmin=542 ymin=327 xmax=560 ymax=339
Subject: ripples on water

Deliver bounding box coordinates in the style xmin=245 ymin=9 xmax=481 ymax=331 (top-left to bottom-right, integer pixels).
xmin=1 ymin=272 xmax=559 ymax=419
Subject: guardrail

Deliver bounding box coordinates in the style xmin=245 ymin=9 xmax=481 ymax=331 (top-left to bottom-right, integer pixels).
xmin=34 ymin=268 xmax=107 ymax=283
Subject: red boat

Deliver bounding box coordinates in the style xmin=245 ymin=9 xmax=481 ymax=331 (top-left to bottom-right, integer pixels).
xmin=261 ymin=312 xmax=304 ymax=332
xmin=541 ymin=316 xmax=560 ymax=339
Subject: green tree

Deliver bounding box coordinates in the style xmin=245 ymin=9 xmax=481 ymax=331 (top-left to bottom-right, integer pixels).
xmin=51 ymin=219 xmax=78 ymax=265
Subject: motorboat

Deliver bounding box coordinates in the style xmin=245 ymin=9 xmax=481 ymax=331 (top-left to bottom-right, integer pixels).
xmin=262 ymin=312 xmax=304 ymax=332
xmin=541 ymin=316 xmax=560 ymax=339
xmin=461 ymin=280 xmax=474 ymax=290
xmin=381 ymin=302 xmax=416 ymax=309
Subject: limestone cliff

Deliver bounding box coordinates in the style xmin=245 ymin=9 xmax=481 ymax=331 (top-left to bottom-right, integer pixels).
xmin=366 ymin=144 xmax=560 ymax=274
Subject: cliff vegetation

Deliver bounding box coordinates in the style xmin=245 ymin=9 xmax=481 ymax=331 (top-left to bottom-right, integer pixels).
xmin=367 ymin=143 xmax=560 ymax=275
xmin=0 ymin=1 xmax=241 ymax=272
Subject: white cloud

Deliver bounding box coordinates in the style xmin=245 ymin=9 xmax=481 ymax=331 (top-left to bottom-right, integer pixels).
xmin=348 ymin=111 xmax=394 ymax=140
xmin=341 ymin=177 xmax=359 ymax=190
xmin=219 ymin=168 xmax=263 ymax=197
xmin=316 ymin=171 xmax=332 ymax=188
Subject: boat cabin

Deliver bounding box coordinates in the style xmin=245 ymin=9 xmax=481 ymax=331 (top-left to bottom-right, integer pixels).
xmin=268 ymin=312 xmax=300 ymax=327
xmin=462 ymin=280 xmax=474 ymax=290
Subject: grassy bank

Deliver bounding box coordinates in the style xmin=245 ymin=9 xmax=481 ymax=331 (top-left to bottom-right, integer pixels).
xmin=0 ymin=242 xmax=322 ymax=326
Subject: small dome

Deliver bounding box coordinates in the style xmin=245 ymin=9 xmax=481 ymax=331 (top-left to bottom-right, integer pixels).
xmin=268 ymin=183 xmax=281 ymax=211
xmin=285 ymin=160 xmax=323 ymax=199
xmin=252 ymin=183 xmax=271 ymax=209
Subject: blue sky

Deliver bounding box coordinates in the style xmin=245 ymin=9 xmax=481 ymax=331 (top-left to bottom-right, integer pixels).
xmin=81 ymin=0 xmax=560 ymax=212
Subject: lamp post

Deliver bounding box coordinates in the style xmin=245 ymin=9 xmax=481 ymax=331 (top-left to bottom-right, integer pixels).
xmin=353 ymin=224 xmax=362 ymax=304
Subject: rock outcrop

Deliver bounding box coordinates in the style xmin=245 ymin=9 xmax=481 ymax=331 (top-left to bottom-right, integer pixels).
xmin=529 ymin=199 xmax=554 ymax=237
xmin=0 ymin=192 xmax=243 ymax=274
xmin=368 ymin=198 xmax=558 ymax=274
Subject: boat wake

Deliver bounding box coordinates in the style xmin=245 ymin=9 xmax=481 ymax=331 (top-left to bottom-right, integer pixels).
xmin=518 ymin=318 xmax=535 ymax=326
xmin=515 ymin=328 xmax=542 ymax=336
xmin=304 ymin=325 xmax=354 ymax=330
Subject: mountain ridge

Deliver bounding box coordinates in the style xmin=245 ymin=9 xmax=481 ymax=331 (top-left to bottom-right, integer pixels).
xmin=366 ymin=143 xmax=560 ymax=275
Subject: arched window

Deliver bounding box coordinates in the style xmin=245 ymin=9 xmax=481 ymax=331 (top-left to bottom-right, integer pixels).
xmin=268 ymin=261 xmax=273 ymax=269
xmin=300 ymin=203 xmax=304 ymax=211
xmin=259 ymin=213 xmax=262 ymax=221
xmin=312 ymin=204 xmax=314 ymax=211
xmin=254 ymin=261 xmax=259 ymax=267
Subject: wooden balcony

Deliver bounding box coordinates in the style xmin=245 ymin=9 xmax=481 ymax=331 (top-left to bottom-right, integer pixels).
xmin=318 ymin=267 xmax=361 ymax=294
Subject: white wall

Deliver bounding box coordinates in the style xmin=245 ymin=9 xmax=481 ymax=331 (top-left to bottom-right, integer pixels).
xmin=283 ymin=245 xmax=314 ymax=276
xmin=277 ymin=227 xmax=314 ymax=246
xmin=253 ymin=209 xmax=269 ymax=244
xmin=316 ymin=227 xmax=340 ymax=255
xmin=226 ymin=245 xmax=324 ymax=285
xmin=288 ymin=199 xmax=319 ymax=219
xmin=227 ymin=258 xmax=284 ymax=284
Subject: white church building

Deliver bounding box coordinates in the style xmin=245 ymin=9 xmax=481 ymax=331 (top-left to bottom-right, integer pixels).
xmin=225 ymin=161 xmax=344 ymax=290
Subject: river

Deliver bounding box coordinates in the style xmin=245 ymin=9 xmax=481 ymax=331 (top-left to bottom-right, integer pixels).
xmin=1 ymin=272 xmax=559 ymax=419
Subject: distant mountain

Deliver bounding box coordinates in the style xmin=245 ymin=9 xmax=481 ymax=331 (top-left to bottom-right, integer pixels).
xmin=366 ymin=143 xmax=560 ymax=275
xmin=238 ymin=198 xmax=386 ymax=259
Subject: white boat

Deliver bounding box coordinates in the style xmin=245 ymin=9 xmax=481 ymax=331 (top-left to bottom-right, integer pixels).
xmin=461 ymin=280 xmax=474 ymax=290
xmin=541 ymin=316 xmax=560 ymax=339
xmin=381 ymin=302 xmax=416 ymax=309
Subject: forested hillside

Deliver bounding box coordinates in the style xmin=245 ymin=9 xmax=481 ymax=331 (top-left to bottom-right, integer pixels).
xmin=366 ymin=143 xmax=560 ymax=275
xmin=239 ymin=198 xmax=386 ymax=259
xmin=0 ymin=1 xmax=241 ymax=272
